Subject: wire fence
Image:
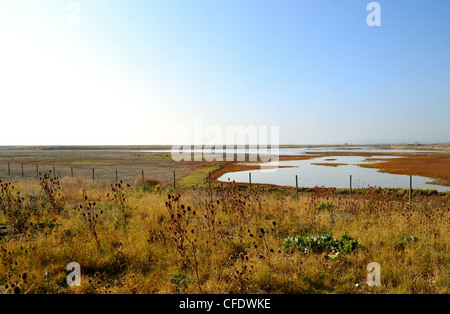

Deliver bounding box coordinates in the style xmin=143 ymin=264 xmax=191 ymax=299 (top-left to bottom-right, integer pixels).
xmin=0 ymin=163 xmax=177 ymax=188
xmin=0 ymin=163 xmax=417 ymax=202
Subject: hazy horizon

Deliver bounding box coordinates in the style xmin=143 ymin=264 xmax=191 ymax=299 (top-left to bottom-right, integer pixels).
xmin=1 ymin=141 xmax=449 ymax=149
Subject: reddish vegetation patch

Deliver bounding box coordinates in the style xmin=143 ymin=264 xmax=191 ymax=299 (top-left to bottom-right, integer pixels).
xmin=360 ymin=154 xmax=450 ymax=186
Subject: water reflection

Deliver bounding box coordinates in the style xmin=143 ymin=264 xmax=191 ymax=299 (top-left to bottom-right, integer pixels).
xmin=217 ymin=156 xmax=450 ymax=192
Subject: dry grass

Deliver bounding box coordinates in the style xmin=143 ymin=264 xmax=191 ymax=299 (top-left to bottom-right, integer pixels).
xmin=134 ymin=176 xmax=161 ymax=188
xmin=0 ymin=176 xmax=449 ymax=294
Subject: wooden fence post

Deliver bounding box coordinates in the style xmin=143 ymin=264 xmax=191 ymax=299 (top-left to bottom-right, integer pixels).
xmin=295 ymin=175 xmax=299 ymax=200
xmin=71 ymin=167 xmax=74 ymax=178
xmin=409 ymin=175 xmax=412 ymax=204
xmin=142 ymin=170 xmax=145 ymax=182
xmin=92 ymin=169 xmax=95 ymax=181
xmin=21 ymin=164 xmax=24 ymax=178
xmin=36 ymin=165 xmax=39 ymax=178
xmin=350 ymin=175 xmax=352 ymax=195
xmin=249 ymin=173 xmax=252 ymax=190
xmin=115 ymin=170 xmax=118 ymax=183
xmin=173 ymin=171 xmax=176 ymax=189
xmin=208 ymin=171 xmax=211 ymax=190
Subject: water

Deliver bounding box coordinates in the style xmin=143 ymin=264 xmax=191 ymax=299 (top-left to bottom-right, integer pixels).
xmin=217 ymin=156 xmax=450 ymax=192
xmin=140 ymin=146 xmax=439 ymax=155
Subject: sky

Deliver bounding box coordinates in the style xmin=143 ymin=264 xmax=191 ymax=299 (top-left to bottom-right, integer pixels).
xmin=0 ymin=0 xmax=449 ymax=145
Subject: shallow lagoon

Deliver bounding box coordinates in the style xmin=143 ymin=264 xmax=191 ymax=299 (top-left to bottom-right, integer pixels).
xmin=217 ymin=156 xmax=450 ymax=192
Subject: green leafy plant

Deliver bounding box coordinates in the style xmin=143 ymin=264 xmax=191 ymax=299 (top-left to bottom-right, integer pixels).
xmin=284 ymin=233 xmax=361 ymax=254
xmin=166 ymin=187 xmax=178 ymax=194
xmin=37 ymin=221 xmax=60 ymax=230
xmin=141 ymin=182 xmax=151 ymax=192
xmin=391 ymin=235 xmax=419 ymax=251
xmin=170 ymin=273 xmax=191 ymax=293
xmin=317 ymin=202 xmax=334 ymax=211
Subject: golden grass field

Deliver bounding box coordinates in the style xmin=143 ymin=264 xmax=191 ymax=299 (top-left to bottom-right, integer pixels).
xmin=1 ymin=174 xmax=448 ymax=294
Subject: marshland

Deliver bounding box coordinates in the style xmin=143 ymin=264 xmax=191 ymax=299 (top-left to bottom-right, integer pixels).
xmin=0 ymin=146 xmax=449 ymax=294
xmin=2 ymin=0 xmax=450 ymax=299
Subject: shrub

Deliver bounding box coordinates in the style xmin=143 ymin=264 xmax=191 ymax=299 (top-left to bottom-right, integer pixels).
xmin=134 ymin=176 xmax=160 ymax=191
xmin=284 ymin=234 xmax=361 ymax=254
xmin=0 ymin=180 xmax=35 ymax=232
xmin=317 ymin=202 xmax=333 ymax=211
xmin=142 ymin=182 xmax=151 ymax=192
xmin=37 ymin=221 xmax=60 ymax=230
xmin=39 ymin=172 xmax=65 ymax=214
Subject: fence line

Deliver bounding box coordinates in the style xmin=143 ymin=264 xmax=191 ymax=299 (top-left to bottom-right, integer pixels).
xmin=1 ymin=163 xmax=418 ymax=201
xmin=0 ymin=163 xmax=170 ymax=186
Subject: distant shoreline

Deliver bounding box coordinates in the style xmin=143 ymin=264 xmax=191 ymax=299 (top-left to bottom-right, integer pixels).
xmin=0 ymin=144 xmax=449 ymax=151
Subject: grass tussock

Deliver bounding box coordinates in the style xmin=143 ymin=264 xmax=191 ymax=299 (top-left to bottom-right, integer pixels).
xmin=0 ymin=174 xmax=449 ymax=294
xmin=134 ymin=177 xmax=160 ymax=189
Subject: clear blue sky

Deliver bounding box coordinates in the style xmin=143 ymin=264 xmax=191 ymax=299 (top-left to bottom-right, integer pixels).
xmin=0 ymin=0 xmax=449 ymax=145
